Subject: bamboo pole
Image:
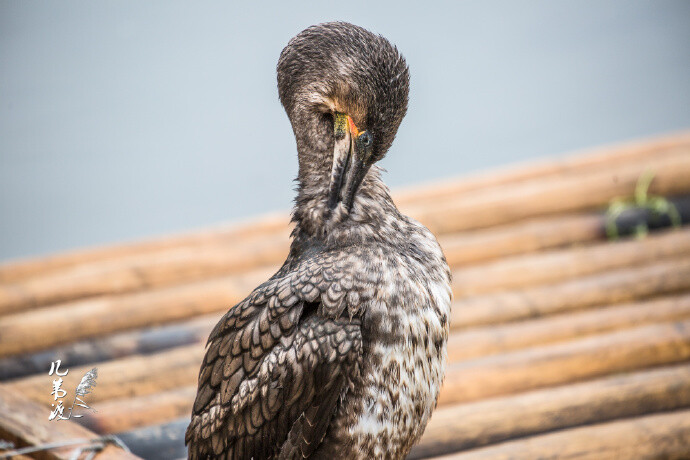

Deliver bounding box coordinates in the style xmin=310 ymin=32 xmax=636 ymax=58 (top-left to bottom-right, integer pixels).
xmin=432 ymin=408 xmax=690 ymax=460
xmin=9 ymin=319 xmax=690 ymax=413
xmin=6 ymin=286 xmax=690 ymax=381
xmin=439 ymin=212 xmax=603 ymax=267
xmin=4 ymin=291 xmax=688 ymax=384
xmin=115 ymin=419 xmax=188 ymax=460
xmin=417 ymin=148 xmax=690 ymax=235
xmin=2 ymin=133 xmax=687 ymax=285
xmin=452 ymin=228 xmax=690 ymax=296
xmin=411 ymin=363 xmax=690 ymax=458
xmin=77 ymin=386 xmax=196 ymax=435
xmin=0 ymin=233 xmax=289 ymax=315
xmin=443 ymin=194 xmax=688 ymax=267
xmin=2 ymin=253 xmax=689 ymax=360
xmin=3 ymin=211 xmax=600 ymax=315
xmin=5 ymin=291 xmax=687 ymax=385
xmin=447 ymin=293 xmax=690 ymax=361
xmin=0 ymin=268 xmax=271 ymax=359
xmin=4 ymin=344 xmax=205 ymax=406
xmin=2 ymin=150 xmax=689 ymax=315
xmin=3 ymin=197 xmax=686 ymax=318
xmin=440 ymin=319 xmax=690 ymax=406
xmin=0 ymin=385 xmax=140 ymax=460
xmin=396 ymin=132 xmax=690 ymax=211
xmin=6 ymin=288 xmax=688 ymax=383
xmin=0 ymin=212 xmax=289 ymax=284
xmin=0 ymin=451 xmax=33 ymax=460
xmin=83 ymin=361 xmax=690 ymax=439
xmin=50 ymin=364 xmax=690 ymax=456
xmin=0 ymin=135 xmax=687 ymax=457
xmin=0 ymin=135 xmax=688 ymax=289
xmin=0 ymin=313 xmax=218 ymax=380
xmin=3 ymin=194 xmax=688 ymax=318
xmin=452 ymin=257 xmax=690 ymax=329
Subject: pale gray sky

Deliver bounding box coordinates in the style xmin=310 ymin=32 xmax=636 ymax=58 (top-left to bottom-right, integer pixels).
xmin=1 ymin=1 xmax=689 ymax=260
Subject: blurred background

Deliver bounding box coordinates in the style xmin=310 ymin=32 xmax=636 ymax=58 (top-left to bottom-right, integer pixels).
xmin=1 ymin=0 xmax=689 ymax=261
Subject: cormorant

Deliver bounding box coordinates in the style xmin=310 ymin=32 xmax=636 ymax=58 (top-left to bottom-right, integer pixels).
xmin=186 ymin=21 xmax=451 ymax=460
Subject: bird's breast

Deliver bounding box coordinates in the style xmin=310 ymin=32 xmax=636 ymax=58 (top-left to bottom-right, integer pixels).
xmin=326 ymin=260 xmax=452 ymax=459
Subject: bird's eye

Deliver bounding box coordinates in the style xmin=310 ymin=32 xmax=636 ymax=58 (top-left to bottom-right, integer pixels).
xmin=359 ymin=131 xmax=373 ymax=148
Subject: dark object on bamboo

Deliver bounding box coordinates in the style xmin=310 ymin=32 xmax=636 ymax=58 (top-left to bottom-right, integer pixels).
xmin=402 ymin=193 xmax=689 ymax=269
xmin=416 ymin=150 xmax=690 ymax=235
xmin=432 ymin=408 xmax=690 ymax=460
xmin=440 ymin=320 xmax=690 ymax=406
xmin=612 ymin=194 xmax=690 ymax=237
xmin=115 ymin=418 xmax=188 ymax=460
xmin=0 ymin=314 xmax=218 ymax=381
xmin=0 ymin=385 xmax=140 ymax=460
xmin=410 ymin=363 xmax=690 ymax=458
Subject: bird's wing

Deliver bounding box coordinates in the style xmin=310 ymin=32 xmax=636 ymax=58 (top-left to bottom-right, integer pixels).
xmin=186 ymin=249 xmax=376 ymax=459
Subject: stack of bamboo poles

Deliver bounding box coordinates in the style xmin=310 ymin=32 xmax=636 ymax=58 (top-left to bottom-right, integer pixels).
xmin=1 ymin=133 xmax=690 ymax=460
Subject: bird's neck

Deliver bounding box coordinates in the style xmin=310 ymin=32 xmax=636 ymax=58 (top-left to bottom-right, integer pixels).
xmin=294 ymin=164 xmax=399 ymax=236
xmin=289 ymin=110 xmax=402 ymax=246
xmin=292 ymin=156 xmax=397 ymax=247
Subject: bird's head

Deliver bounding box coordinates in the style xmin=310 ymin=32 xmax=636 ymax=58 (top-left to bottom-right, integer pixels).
xmin=278 ymin=22 xmax=409 ymax=227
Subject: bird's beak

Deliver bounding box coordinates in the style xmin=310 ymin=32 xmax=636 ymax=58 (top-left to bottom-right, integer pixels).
xmin=327 ymin=113 xmax=372 ymax=212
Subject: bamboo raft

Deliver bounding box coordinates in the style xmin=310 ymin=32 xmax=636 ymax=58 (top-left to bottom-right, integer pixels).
xmin=2 ymin=133 xmax=690 ymax=459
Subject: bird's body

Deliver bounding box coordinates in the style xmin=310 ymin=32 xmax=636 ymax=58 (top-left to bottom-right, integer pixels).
xmin=186 ymin=22 xmax=451 ymax=460
xmin=313 ymin=220 xmax=451 ymax=459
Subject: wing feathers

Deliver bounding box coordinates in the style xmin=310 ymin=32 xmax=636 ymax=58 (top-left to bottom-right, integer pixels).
xmin=187 ymin=251 xmax=375 ymax=459
xmin=187 ymin=314 xmax=362 ymax=459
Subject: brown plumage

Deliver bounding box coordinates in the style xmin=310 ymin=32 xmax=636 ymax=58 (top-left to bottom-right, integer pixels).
xmin=186 ymin=22 xmax=451 ymax=459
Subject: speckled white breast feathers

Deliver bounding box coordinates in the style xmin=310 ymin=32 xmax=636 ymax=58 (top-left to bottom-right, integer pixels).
xmin=334 ymin=223 xmax=452 ymax=459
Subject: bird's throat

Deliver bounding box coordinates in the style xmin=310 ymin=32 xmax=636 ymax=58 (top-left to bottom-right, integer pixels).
xmin=326 ymin=115 xmax=370 ymax=213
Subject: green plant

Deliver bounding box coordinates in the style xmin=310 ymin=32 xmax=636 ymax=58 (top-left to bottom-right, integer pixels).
xmin=605 ymin=170 xmax=681 ymax=240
